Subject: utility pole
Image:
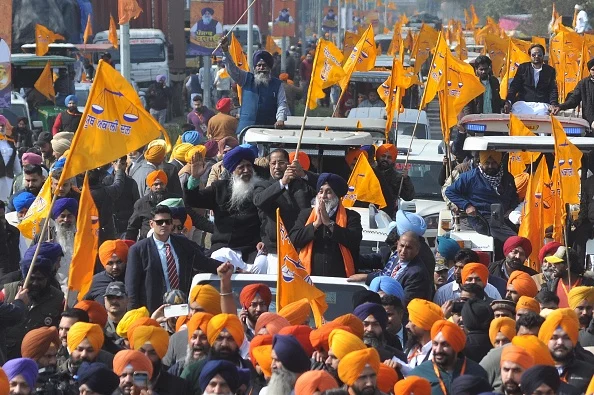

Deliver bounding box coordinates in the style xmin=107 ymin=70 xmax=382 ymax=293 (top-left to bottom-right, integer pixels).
xmin=247 ymin=0 xmax=254 ymax=69
xmin=120 ymin=23 xmax=131 ymax=81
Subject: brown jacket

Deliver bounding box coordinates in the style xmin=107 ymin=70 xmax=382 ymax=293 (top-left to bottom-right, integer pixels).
xmin=207 ymin=112 xmax=239 ymax=141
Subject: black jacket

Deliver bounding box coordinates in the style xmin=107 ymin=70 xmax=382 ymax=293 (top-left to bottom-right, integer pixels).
xmin=376 ymin=166 xmax=415 ymax=218
xmin=557 ymin=356 xmax=594 ymax=393
xmin=84 ymin=270 xmax=126 ymax=305
xmin=153 ymin=368 xmax=192 ymax=395
xmin=147 ymin=83 xmax=172 ymax=111
xmin=125 ymin=192 xmax=182 ymax=241
xmin=90 ymin=170 xmax=125 ymax=242
xmin=103 ymin=172 xmax=140 ymax=235
xmin=0 ymin=299 xmax=25 ymax=364
xmin=464 ymin=331 xmax=493 ymax=363
xmin=0 ymin=221 xmax=21 ymax=278
xmin=463 ymin=76 xmax=504 ymax=115
xmin=559 ymin=77 xmax=594 ymax=127
xmin=576 ymin=175 xmax=594 ymax=227
xmin=488 ymin=259 xmax=538 ymax=280
xmin=506 ymin=62 xmax=559 ymax=105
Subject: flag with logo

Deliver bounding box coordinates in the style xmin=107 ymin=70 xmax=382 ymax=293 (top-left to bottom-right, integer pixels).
xmin=35 ymin=25 xmax=64 ymax=56
xmin=229 ymin=33 xmax=249 ymax=104
xmin=500 ymin=39 xmax=531 ymax=100
xmin=109 ymin=15 xmax=119 ymax=49
xmin=378 ymin=58 xmax=414 ymax=137
xmin=68 ymin=173 xmax=99 ymax=301
xmin=58 ymin=60 xmax=169 ymax=184
xmin=508 ymin=114 xmax=538 ymax=176
xmin=307 ymin=39 xmax=345 ymax=110
xmin=342 ymin=31 xmax=361 ymax=59
xmin=34 ymin=62 xmax=55 ymax=101
xmin=411 ymin=24 xmax=439 ymax=74
xmin=276 ymin=210 xmax=327 ymax=327
xmin=118 ymin=0 xmax=143 ymax=24
xmin=343 ymin=153 xmax=386 ymax=208
xmin=339 ymin=25 xmax=377 ymax=92
xmin=420 ymin=32 xmax=448 ymax=108
xmin=83 ymin=14 xmax=93 ymax=44
xmin=550 ymin=31 xmax=582 ymax=102
xmin=551 ymin=115 xmax=582 ymax=206
xmin=17 ymin=176 xmax=52 ymax=240
xmin=483 ymin=34 xmax=508 ymax=77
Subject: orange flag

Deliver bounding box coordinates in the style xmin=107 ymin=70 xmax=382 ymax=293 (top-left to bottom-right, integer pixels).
xmin=550 ymin=31 xmax=583 ymax=103
xmin=411 ymin=24 xmax=439 ymax=74
xmin=343 ymin=153 xmax=387 ymax=208
xmin=265 ymin=36 xmax=281 ymax=54
xmin=378 ymin=57 xmax=413 ymax=137
xmin=307 ymin=39 xmax=345 ymax=110
xmin=483 ymin=34 xmax=508 ymax=77
xmin=455 ymin=29 xmax=467 ymax=61
xmin=229 ymin=33 xmax=248 ymax=104
xmin=551 ymin=116 xmax=582 ymax=206
xmin=276 ymin=209 xmax=327 ymax=327
xmin=404 ymin=29 xmax=414 ymax=52
xmin=35 ymin=25 xmax=64 ymax=56
xmin=34 ymin=62 xmax=55 ymax=101
xmin=118 ymin=0 xmax=143 ymax=25
xmin=387 ymin=23 xmax=401 ymax=56
xmin=339 ymin=25 xmax=376 ymax=92
xmin=342 ymin=31 xmax=361 ymax=59
xmin=68 ymin=173 xmax=99 ymax=301
xmin=17 ymin=176 xmax=52 ymax=240
xmin=500 ymin=39 xmax=531 ymax=100
xmin=508 ymin=115 xmax=538 ymax=176
xmin=421 ymin=32 xmax=448 ymax=109
xmin=83 ymin=14 xmax=93 ymax=44
xmin=470 ymin=5 xmax=479 ymax=26
xmin=109 ymin=15 xmax=119 ymax=49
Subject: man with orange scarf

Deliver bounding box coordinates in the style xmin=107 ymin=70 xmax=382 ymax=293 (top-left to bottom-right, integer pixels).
xmin=290 ymin=173 xmax=363 ymax=277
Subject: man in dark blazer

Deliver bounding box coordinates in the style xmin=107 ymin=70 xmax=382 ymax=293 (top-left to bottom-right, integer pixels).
xmin=463 ymin=55 xmax=504 ymax=115
xmin=125 ymin=205 xmax=220 ymax=313
xmin=504 ymin=43 xmax=559 ymax=112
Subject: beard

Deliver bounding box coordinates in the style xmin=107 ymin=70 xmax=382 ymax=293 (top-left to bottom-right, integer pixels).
xmin=505 ymin=256 xmax=523 ymax=270
xmin=579 ymin=314 xmax=593 ymax=328
xmin=255 ymin=71 xmax=271 ymax=87
xmin=210 ymin=345 xmax=239 ymax=362
xmin=363 ymin=331 xmax=384 ymax=349
xmin=352 ymin=385 xmax=377 ymax=395
xmin=184 ymin=343 xmax=209 ymax=366
xmin=149 ymin=191 xmax=168 ymax=206
xmin=229 ymin=173 xmax=261 ymax=211
xmin=267 ymin=366 xmax=298 ymax=394
xmin=551 ymin=346 xmax=572 ymax=362
xmin=324 ymin=196 xmax=339 ymax=213
xmin=503 ymin=380 xmax=522 ymax=395
xmin=56 ymin=223 xmax=75 ymax=263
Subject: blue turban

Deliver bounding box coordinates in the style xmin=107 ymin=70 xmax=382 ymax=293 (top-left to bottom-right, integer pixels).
xmin=20 ymin=257 xmax=54 ymax=278
xmin=24 ymin=242 xmax=64 ymax=263
xmin=52 ymin=198 xmax=79 ymax=219
xmin=395 ymin=210 xmax=427 ymax=237
xmin=272 ymin=334 xmax=310 ymax=373
xmin=239 ymin=143 xmax=258 ymax=157
xmin=181 ymin=130 xmax=205 ymax=146
xmin=53 ymin=157 xmax=66 ymax=170
xmin=156 ymin=74 xmax=166 ymax=83
xmin=13 ymin=192 xmax=36 ymax=212
xmin=3 ymin=358 xmax=38 ymax=390
xmin=253 ymin=50 xmax=274 ymax=69
xmin=77 ymin=362 xmax=120 ymax=395
xmin=199 ymin=360 xmax=240 ymax=393
xmin=437 ymin=235 xmax=460 ymax=261
xmin=369 ymin=276 xmax=404 ymax=301
xmin=316 ymin=173 xmax=348 ymax=198
xmin=65 ymin=95 xmax=78 ymax=106
xmin=223 ymin=146 xmax=256 ymax=173
xmin=353 ymin=302 xmax=388 ymax=331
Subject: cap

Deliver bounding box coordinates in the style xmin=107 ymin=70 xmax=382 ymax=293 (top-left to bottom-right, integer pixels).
xmin=163 ymin=289 xmax=187 ymax=305
xmin=35 ymin=131 xmax=52 ymax=146
xmin=490 ymin=299 xmax=516 ymax=314
xmin=544 ymin=246 xmax=566 ymax=264
xmin=435 ymin=263 xmax=448 ymax=272
xmin=104 ymin=281 xmax=127 ymax=297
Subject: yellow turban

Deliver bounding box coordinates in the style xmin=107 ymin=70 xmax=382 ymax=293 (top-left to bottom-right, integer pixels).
xmin=189 ymin=284 xmax=222 ymax=315
xmin=538 ymin=308 xmax=580 ymax=346
xmin=500 ymin=345 xmax=535 ymax=370
xmin=431 ymin=320 xmax=466 ymax=353
xmin=489 ymin=317 xmax=516 ymax=347
xmin=252 ymin=345 xmax=273 ymax=378
xmin=408 ymin=298 xmax=444 ymax=331
xmin=186 ymin=312 xmax=213 ymax=341
xmin=479 ymin=150 xmax=502 ymax=165
xmin=171 ymin=143 xmax=194 ymax=163
xmin=185 ymin=145 xmax=207 ymax=163
xmin=145 ymin=140 xmax=167 ymax=164
xmin=130 ymin=325 xmax=170 ymax=359
xmin=517 ymin=296 xmax=540 ymax=314
xmin=568 ymin=286 xmax=594 ymax=310
xmin=207 ymin=314 xmax=244 ymax=346
xmin=512 ymin=335 xmax=555 ymax=366
xmin=328 ymin=328 xmax=366 ymax=360
xmin=127 ymin=318 xmax=161 ymax=346
xmin=337 ymin=348 xmax=380 ymax=386
xmin=332 ymin=314 xmax=364 ymax=338
xmin=278 ymin=298 xmax=311 ymax=325
xmin=116 ymin=307 xmax=150 ymax=339
xmin=67 ymin=322 xmax=104 ymax=353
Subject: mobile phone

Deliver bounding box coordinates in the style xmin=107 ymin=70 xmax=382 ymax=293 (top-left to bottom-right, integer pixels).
xmin=164 ymin=304 xmax=189 ymax=318
xmin=133 ymin=371 xmax=149 ymax=389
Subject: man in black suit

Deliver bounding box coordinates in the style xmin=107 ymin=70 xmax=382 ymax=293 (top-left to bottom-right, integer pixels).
xmin=504 ymin=43 xmax=559 ymax=113
xmin=125 ymin=205 xmax=220 ymax=313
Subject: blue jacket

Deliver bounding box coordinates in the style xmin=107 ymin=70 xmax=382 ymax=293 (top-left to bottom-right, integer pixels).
xmin=445 ymin=168 xmax=519 ymax=217
xmin=236 ymin=73 xmax=282 ymax=133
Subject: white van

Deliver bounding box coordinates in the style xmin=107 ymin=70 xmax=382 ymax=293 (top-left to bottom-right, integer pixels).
xmin=223 ymin=24 xmax=262 ymax=53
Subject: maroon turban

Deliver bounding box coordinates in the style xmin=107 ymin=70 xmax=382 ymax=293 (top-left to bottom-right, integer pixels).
xmin=503 ymin=236 xmax=532 ymax=257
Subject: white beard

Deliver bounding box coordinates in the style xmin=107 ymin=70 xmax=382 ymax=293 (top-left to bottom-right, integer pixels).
xmin=229 ymin=174 xmax=261 ymax=211
xmin=266 ymin=366 xmax=298 ymax=394
xmin=55 ymin=223 xmax=76 ymax=295
xmin=255 ymin=72 xmax=271 ymax=87
xmin=184 ymin=343 xmax=207 ymax=367
xmin=324 ymin=196 xmax=339 ymax=214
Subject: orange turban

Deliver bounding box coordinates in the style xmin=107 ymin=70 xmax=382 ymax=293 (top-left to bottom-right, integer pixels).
xmin=207 ymin=314 xmax=244 ymax=346
xmin=328 ymin=328 xmax=366 ymax=359
xmin=289 ymin=151 xmax=311 ymax=171
xmin=295 ymin=370 xmax=338 ymax=395
xmin=189 ymin=284 xmax=222 ymax=315
xmin=239 ymin=284 xmax=272 ymax=309
xmin=21 ymin=327 xmax=60 ymax=360
xmin=116 ymin=307 xmax=150 ymax=339
xmin=338 ymin=348 xmax=381 ymax=386
xmin=98 ymin=239 xmax=129 ymax=266
xmin=310 ymin=322 xmax=350 ymax=351
xmin=461 ymin=263 xmax=489 ymax=285
xmin=501 ymin=345 xmax=535 ymax=370
xmin=130 ymin=326 xmax=170 ymax=359
xmin=332 ymin=314 xmax=364 ymax=338
xmin=127 ymin=317 xmax=161 ymax=346
xmin=376 ymin=144 xmax=397 ymax=161
xmin=185 ymin=145 xmax=207 ymax=163
xmin=489 ymin=317 xmax=516 ymax=346
xmin=74 ymin=300 xmax=108 ymax=328
xmin=515 ymin=173 xmax=529 ymax=200
xmin=278 ymin=298 xmax=311 ymax=325
xmin=507 ymin=271 xmax=538 ymax=297
xmin=394 ymin=376 xmax=432 ymax=395
xmin=377 ymin=364 xmax=399 ymax=393
xmin=145 ymin=141 xmax=167 ymax=163
xmin=176 ymin=316 xmax=189 ymax=332
xmin=278 ymin=325 xmax=314 ymax=356
xmin=345 ymin=148 xmax=367 ymax=166
xmin=252 ymin=345 xmax=273 ymax=378
xmin=67 ymin=322 xmax=104 ymax=352
xmin=512 ymin=335 xmax=555 ymax=366
xmin=249 ymin=334 xmax=273 ymax=366
xmin=517 ymin=296 xmax=540 ymax=314
xmin=279 ymin=73 xmax=289 ymax=81
xmin=113 ymin=349 xmax=154 ymax=379
xmin=538 ymin=308 xmax=580 ymax=346
xmin=186 ymin=312 xmax=213 ymax=341
xmin=146 ymin=170 xmax=168 ymax=187
xmin=431 ymin=320 xmax=466 ymax=353
xmin=568 ymin=286 xmax=594 ymax=310
xmin=255 ymin=313 xmax=290 ymax=335
xmin=0 ymin=368 xmax=7 ymax=395
xmin=408 ymin=298 xmax=444 ymax=331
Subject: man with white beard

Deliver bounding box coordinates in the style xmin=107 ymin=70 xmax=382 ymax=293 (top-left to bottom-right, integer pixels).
xmin=259 ymin=334 xmax=311 ymax=395
xmin=50 ymin=198 xmax=78 ymax=304
xmin=187 ymin=145 xmax=262 ymax=264
xmin=290 ymin=173 xmax=363 ymax=277
xmin=219 ymin=36 xmax=288 ymax=133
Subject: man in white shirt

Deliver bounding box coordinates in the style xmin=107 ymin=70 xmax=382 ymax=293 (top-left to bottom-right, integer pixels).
xmin=575 ymin=4 xmax=591 ymax=34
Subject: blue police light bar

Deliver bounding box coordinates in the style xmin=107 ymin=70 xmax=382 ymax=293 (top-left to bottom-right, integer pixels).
xmin=563 ymin=127 xmax=582 ymax=136
xmin=465 ymin=123 xmax=487 ymax=132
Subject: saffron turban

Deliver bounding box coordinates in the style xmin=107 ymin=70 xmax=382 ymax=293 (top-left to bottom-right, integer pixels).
xmin=113 ymin=349 xmax=154 ymax=379
xmin=189 ymin=284 xmax=222 ymax=315
xmin=67 ymin=322 xmax=104 ymax=352
xmin=431 ymin=320 xmax=466 ymax=353
xmin=538 ymin=308 xmax=580 ymax=346
xmin=130 ymin=326 xmax=170 ymax=359
xmin=289 ymin=151 xmax=310 ymax=171
xmin=255 ymin=313 xmax=290 ymax=336
xmin=328 ymin=328 xmax=366 ymax=360
xmin=145 ymin=140 xmax=167 ymax=163
xmin=377 ymin=364 xmax=399 ymax=393
xmin=272 ymin=334 xmax=311 ymax=373
xmin=146 ymin=169 xmax=168 ymax=186
xmin=408 ymin=298 xmax=444 ymax=331
xmin=394 ymin=376 xmax=432 ymax=395
xmin=332 ymin=314 xmax=365 ymax=338
xmin=508 ymin=271 xmax=538 ymax=297
xmin=207 ymin=314 xmax=244 ymax=346
xmin=345 ymin=148 xmax=367 ymax=166
xmin=500 ymin=345 xmax=535 ymax=370
xmin=126 ymin=318 xmax=160 ymax=347
xmin=479 ymin=150 xmax=502 ymax=165
xmin=0 ymin=368 xmax=7 ymax=395
xmin=337 ymin=348 xmax=381 ymax=386
xmin=116 ymin=306 xmax=150 ymax=339
xmin=568 ymin=286 xmax=594 ymax=310
xmin=252 ymin=345 xmax=272 ymax=378
xmin=249 ymin=334 xmax=273 ymax=367
xmin=517 ymin=296 xmax=540 ymax=314
xmin=514 ymin=173 xmax=529 ymax=200
xmin=310 ymin=322 xmax=350 ymax=351
xmin=278 ymin=298 xmax=311 ymax=325
xmin=503 ymin=236 xmax=532 ymax=257
xmin=74 ymin=300 xmax=108 ymax=328
xmin=278 ymin=325 xmax=314 ymax=356
xmin=461 ymin=262 xmax=489 ymax=285
xmin=488 ymin=317 xmax=516 ymax=346
xmin=295 ymin=370 xmax=338 ymax=395
xmin=375 ymin=144 xmax=397 ymax=160
xmin=21 ymin=326 xmax=60 ymax=360
xmin=98 ymin=240 xmax=129 ymax=266
xmin=512 ymin=335 xmax=555 ymax=366
xmin=239 ymin=284 xmax=272 ymax=310
xmin=186 ymin=312 xmax=213 ymax=341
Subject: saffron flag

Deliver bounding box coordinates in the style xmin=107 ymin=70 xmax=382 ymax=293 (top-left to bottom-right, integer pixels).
xmin=68 ymin=173 xmax=99 ymax=301
xmin=500 ymin=39 xmax=530 ymax=100
xmin=550 ymin=31 xmax=582 ymax=103
xmin=17 ymin=176 xmax=52 ymax=240
xmin=229 ymin=33 xmax=249 ymax=104
xmin=109 ymin=15 xmax=119 ymax=49
xmin=342 ymin=31 xmax=361 ymax=59
xmin=58 ymin=60 xmax=169 ymax=184
xmin=551 ymin=115 xmax=582 ymax=206
xmin=421 ymin=32 xmax=448 ymax=109
xmin=343 ymin=153 xmax=387 ymax=208
xmin=411 ymin=24 xmax=439 ymax=74
xmin=34 ymin=62 xmax=56 ymax=101
xmin=307 ymin=39 xmax=345 ymax=110
xmin=508 ymin=114 xmax=538 ymax=177
xmin=470 ymin=5 xmax=479 ymax=26
xmin=83 ymin=14 xmax=93 ymax=44
xmin=118 ymin=0 xmax=143 ymax=25
xmin=339 ymin=25 xmax=377 ymax=92
xmin=455 ymin=29 xmax=467 ymax=61
xmin=265 ymin=36 xmax=281 ymax=55
xmin=483 ymin=34 xmax=508 ymax=77
xmin=404 ymin=29 xmax=414 ymax=52
xmin=276 ymin=209 xmax=327 ymax=328
xmin=378 ymin=58 xmax=413 ymax=137
xmin=35 ymin=25 xmax=64 ymax=56
xmin=387 ymin=23 xmax=401 ymax=56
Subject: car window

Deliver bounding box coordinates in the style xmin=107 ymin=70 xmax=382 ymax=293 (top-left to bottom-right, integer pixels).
xmin=396 ymin=160 xmax=442 ymax=199
xmin=0 ymin=105 xmax=28 ymax=125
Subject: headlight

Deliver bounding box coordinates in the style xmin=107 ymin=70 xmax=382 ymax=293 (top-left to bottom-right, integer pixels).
xmin=423 ymin=214 xmax=439 ymax=229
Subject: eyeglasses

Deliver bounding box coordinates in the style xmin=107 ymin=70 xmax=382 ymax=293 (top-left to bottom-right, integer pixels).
xmin=154 ymin=219 xmax=172 ymax=226
xmin=174 ymin=225 xmax=184 ymax=231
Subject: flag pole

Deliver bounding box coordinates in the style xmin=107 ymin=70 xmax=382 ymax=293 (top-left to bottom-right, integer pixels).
xmin=211 ymin=0 xmax=259 ymax=55
xmin=296 ymin=42 xmax=323 ymax=156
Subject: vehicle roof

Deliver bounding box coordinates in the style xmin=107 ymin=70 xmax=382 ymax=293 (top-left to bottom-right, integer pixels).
xmin=351 ymin=70 xmax=391 ymax=83
xmin=94 ymin=28 xmax=166 ymax=40
xmin=463 ymin=136 xmax=594 ymax=152
xmin=286 ymin=115 xmax=386 ymax=130
xmin=396 ymin=137 xmax=445 ymax=161
xmin=460 ymin=114 xmax=590 ymax=136
xmin=21 ymin=43 xmax=113 ymax=53
xmin=191 ymin=273 xmax=368 ymax=290
xmin=223 ymin=24 xmax=261 ymax=31
xmin=347 ymin=107 xmax=429 ymax=125
xmin=11 ymin=54 xmax=75 ymax=67
xmin=242 ymin=128 xmax=376 ymax=146
xmin=10 ymin=91 xmax=26 ymax=104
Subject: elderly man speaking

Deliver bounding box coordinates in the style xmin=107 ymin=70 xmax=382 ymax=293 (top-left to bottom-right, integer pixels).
xmin=219 ymin=36 xmax=288 ymax=133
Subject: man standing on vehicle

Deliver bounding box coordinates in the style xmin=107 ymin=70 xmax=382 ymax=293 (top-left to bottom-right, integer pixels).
xmin=52 ymin=95 xmax=82 ymax=135
xmin=463 ymin=55 xmax=504 ymax=115
xmin=374 ymin=144 xmax=415 ymax=218
xmin=147 ymin=75 xmax=171 ymax=125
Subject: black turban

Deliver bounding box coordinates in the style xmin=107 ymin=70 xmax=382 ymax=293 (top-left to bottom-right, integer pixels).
xmin=520 ymin=365 xmax=560 ymax=394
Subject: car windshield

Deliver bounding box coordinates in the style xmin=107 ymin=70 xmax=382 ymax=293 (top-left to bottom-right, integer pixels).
xmin=396 ymin=122 xmax=428 ymax=139
xmin=395 ymin=160 xmax=443 ymax=199
xmin=0 ymin=105 xmax=28 ymax=126
xmin=75 ymin=88 xmax=90 ymax=106
xmin=104 ymin=43 xmax=166 ymax=63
